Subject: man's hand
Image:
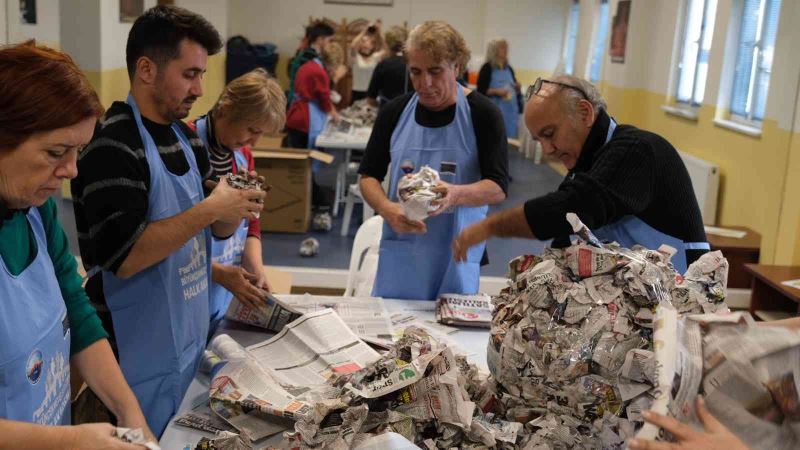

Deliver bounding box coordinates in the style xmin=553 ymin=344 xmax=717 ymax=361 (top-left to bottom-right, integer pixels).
xmin=380 ymin=201 xmax=427 ymax=234
xmin=64 ymin=423 xmax=143 ymax=450
xmin=215 ymin=265 xmax=267 ymax=308
xmin=452 ymin=220 xmax=491 ymax=262
xmin=429 ymin=181 xmax=461 ymax=217
xmin=629 ymin=397 xmax=749 ymax=450
xmin=205 ymin=175 xmax=265 ymax=224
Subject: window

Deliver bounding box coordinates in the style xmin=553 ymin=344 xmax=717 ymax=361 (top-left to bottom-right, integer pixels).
xmin=564 ymin=0 xmax=580 ymax=75
xmin=589 ymin=0 xmax=610 ymax=83
xmin=730 ymin=0 xmax=781 ymax=122
xmin=675 ymin=0 xmax=718 ymax=106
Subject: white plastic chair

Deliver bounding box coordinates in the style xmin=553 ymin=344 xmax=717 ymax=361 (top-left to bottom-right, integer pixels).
xmin=343 ymin=215 xmax=384 ymax=297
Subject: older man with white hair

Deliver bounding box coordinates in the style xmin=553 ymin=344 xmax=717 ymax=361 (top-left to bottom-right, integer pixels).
xmin=453 ymin=75 xmax=709 ymax=274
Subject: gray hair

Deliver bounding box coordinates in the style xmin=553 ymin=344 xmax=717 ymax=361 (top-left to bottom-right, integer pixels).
xmin=550 ymin=74 xmax=607 ymax=114
xmin=485 ymin=38 xmax=507 ymax=67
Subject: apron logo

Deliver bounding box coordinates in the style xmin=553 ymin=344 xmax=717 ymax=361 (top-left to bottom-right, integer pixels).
xmin=400 ymin=159 xmax=415 ymax=174
xmin=26 ymin=349 xmax=43 ymax=385
xmin=440 ymin=161 xmax=457 ymax=175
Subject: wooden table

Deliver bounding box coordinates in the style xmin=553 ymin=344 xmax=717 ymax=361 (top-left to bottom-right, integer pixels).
xmin=743 ymin=264 xmax=800 ymax=318
xmin=707 ymin=226 xmax=761 ymax=289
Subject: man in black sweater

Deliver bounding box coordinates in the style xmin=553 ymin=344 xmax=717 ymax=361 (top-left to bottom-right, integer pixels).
xmin=453 ymin=75 xmax=709 ymax=273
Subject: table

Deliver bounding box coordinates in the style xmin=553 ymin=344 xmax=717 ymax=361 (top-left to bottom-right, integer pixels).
xmin=706 ymin=226 xmax=761 ymax=289
xmin=159 ymin=299 xmax=490 ymax=449
xmin=743 ymin=264 xmax=800 ymax=319
xmin=315 ymin=126 xmax=372 ymax=217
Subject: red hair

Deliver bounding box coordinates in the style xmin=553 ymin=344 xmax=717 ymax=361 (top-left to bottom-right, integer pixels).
xmin=0 ymin=41 xmax=103 ymax=150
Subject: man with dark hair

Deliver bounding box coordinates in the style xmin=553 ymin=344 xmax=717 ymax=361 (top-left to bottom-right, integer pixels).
xmin=287 ymin=21 xmax=335 ymax=105
xmin=453 ymin=75 xmax=708 ymax=274
xmin=72 ymin=5 xmax=265 ymax=436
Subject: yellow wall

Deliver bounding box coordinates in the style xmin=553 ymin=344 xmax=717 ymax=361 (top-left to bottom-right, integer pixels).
xmin=598 ymin=82 xmax=800 ymax=265
xmin=83 ymin=53 xmax=226 ymax=118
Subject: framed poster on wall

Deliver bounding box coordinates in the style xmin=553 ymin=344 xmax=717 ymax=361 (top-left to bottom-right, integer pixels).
xmin=609 ymin=0 xmax=631 ymax=63
xmin=120 ymin=0 xmax=145 ymax=23
xmin=20 ymin=0 xmax=36 ymax=25
xmin=324 ymin=0 xmax=393 ymax=5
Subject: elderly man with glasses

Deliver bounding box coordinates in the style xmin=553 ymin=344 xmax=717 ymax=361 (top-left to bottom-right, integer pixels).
xmin=453 ymin=75 xmax=709 ymax=274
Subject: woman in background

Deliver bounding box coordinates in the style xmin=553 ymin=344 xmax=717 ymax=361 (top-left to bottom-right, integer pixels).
xmin=350 ymin=20 xmax=387 ymax=102
xmin=477 ymin=38 xmax=522 ymax=139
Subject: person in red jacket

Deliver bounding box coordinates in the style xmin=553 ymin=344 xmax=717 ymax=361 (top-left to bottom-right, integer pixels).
xmin=286 ymin=42 xmax=344 ymax=149
xmin=286 ymin=42 xmax=346 ymax=224
xmin=188 ymin=68 xmax=286 ymax=334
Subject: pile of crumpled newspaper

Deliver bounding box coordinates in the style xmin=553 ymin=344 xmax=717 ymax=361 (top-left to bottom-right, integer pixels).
xmin=277 ymin=327 xmax=520 ymax=449
xmin=340 ymin=98 xmax=378 ymax=127
xmin=397 ymin=166 xmax=442 ymax=222
xmin=482 ymin=214 xmax=730 ymax=449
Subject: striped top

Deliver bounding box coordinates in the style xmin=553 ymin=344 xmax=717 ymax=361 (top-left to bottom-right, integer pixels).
xmin=71 ymin=102 xmax=214 ymax=345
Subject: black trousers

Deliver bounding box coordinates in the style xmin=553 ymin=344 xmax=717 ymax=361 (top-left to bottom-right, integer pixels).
xmin=287 ymin=128 xmax=329 ymax=209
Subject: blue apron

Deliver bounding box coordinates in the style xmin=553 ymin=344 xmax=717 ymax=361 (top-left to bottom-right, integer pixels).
xmin=102 ymin=94 xmax=211 ymax=437
xmin=589 ymin=120 xmax=710 ymax=274
xmin=373 ymin=87 xmax=487 ymax=300
xmin=195 ymin=117 xmax=250 ymax=334
xmin=0 ymin=208 xmax=71 ymax=425
xmin=488 ymin=66 xmax=518 ymax=139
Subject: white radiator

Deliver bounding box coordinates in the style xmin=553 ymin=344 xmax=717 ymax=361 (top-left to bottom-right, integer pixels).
xmin=678 ymin=150 xmax=719 ymax=225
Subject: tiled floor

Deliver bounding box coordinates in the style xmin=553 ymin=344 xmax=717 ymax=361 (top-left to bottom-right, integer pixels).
xmin=57 ymin=147 xmax=564 ymax=278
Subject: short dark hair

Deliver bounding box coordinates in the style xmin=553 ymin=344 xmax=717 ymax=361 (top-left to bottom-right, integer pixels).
xmin=306 ymin=22 xmax=335 ymax=46
xmin=126 ymin=5 xmax=222 ymax=79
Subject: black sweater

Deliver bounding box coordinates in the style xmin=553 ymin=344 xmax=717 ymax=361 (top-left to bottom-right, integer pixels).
xmin=524 ymin=109 xmax=708 ymax=265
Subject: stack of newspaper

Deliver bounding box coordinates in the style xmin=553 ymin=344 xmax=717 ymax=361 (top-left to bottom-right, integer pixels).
xmin=436 ymin=293 xmax=493 ymax=328
xmin=637 ymin=310 xmax=800 ymax=450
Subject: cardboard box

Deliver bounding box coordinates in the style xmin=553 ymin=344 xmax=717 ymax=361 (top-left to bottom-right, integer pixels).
xmin=263 ymin=266 xmax=292 ymax=294
xmin=258 ymin=132 xmax=286 ymax=149
xmin=252 ymin=143 xmax=333 ymax=233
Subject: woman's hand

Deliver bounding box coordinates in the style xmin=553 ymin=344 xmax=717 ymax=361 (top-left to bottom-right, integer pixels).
xmin=64 ymin=423 xmax=144 ymax=450
xmin=629 ymin=397 xmax=749 ymax=450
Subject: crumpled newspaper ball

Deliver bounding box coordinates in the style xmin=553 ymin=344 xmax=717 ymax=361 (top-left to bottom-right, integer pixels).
xmin=397 ymin=165 xmax=443 ymax=222
xmin=299 ymin=238 xmax=319 ymax=257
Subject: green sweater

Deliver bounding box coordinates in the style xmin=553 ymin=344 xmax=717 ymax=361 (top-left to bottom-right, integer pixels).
xmin=0 ymin=198 xmax=107 ymax=354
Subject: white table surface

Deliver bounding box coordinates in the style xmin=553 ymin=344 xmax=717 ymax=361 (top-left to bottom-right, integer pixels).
xmin=159 ymin=299 xmax=489 ymax=450
xmin=314 ymin=126 xmax=371 ymax=150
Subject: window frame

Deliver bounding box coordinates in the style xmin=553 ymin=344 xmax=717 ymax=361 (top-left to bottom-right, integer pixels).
xmin=729 ymin=0 xmax=781 ymax=125
xmin=673 ymin=0 xmax=716 ymax=109
xmin=564 ymin=0 xmax=581 ymax=75
xmin=588 ymin=0 xmax=610 ymax=83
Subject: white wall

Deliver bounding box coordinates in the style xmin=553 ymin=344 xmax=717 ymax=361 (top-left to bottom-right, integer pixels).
xmin=60 ymin=0 xmax=102 ymax=70
xmin=177 ymin=0 xmax=229 ymax=42
xmin=482 ymin=0 xmax=570 ymax=73
xmin=0 ymin=0 xmax=7 ymax=44
xmin=6 ymin=0 xmax=59 ymax=45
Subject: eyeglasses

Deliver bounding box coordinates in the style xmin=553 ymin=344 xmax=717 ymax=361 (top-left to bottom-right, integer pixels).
xmin=525 ymin=77 xmax=590 ymax=102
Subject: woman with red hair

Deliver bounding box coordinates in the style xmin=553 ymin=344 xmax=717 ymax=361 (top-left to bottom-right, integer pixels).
xmin=0 ymin=42 xmax=153 ymax=448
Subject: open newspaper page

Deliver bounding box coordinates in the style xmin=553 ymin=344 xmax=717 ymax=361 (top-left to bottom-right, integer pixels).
xmin=435 ymin=293 xmax=493 ymax=327
xmin=277 ymin=294 xmax=395 ymax=347
xmin=209 ymin=309 xmax=381 ymax=426
xmin=247 ymin=308 xmax=382 ymax=387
